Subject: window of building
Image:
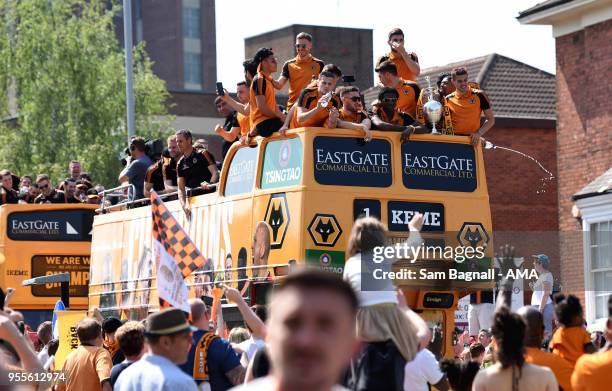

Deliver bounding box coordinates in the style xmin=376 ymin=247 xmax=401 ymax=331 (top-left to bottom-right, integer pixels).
xmin=183 ymin=52 xmax=202 ymax=88
xmin=182 ymin=2 xmax=201 ymax=39
xmin=182 ymin=0 xmax=202 ymax=90
xmin=577 ymin=192 xmax=612 ymax=328
xmin=589 ymin=220 xmax=612 ymax=320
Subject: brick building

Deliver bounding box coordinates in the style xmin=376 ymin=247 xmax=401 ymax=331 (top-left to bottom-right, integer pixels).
xmin=115 ymin=0 xmax=225 ymax=157
xmin=365 ymin=54 xmax=559 ymax=273
xmin=245 ymin=24 xmax=373 ymax=92
xmin=519 ymin=0 xmax=612 ymax=327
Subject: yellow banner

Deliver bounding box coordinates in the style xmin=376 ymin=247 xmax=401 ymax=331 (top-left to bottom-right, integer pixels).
xmin=54 ymin=310 xmax=87 ymax=369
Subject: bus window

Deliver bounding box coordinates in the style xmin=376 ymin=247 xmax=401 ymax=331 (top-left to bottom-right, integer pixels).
xmin=401 ymin=141 xmax=477 ymax=192
xmin=313 ymin=136 xmax=392 ymax=187
xmin=224 ymin=145 xmax=259 ymax=196
xmin=261 ymin=137 xmax=303 ymax=189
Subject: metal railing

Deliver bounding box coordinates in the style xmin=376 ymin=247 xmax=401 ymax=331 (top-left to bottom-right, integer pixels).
xmin=96 ymin=183 xmax=219 ymax=213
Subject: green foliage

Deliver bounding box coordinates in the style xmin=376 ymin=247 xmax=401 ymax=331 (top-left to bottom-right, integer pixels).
xmin=0 ymin=0 xmax=171 ymax=187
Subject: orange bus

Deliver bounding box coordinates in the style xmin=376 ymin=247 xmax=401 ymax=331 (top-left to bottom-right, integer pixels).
xmin=0 ymin=203 xmax=97 ymax=326
xmin=89 ymin=127 xmax=494 ymax=358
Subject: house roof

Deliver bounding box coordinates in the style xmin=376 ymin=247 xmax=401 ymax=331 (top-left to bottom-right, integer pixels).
xmin=363 ymin=53 xmax=556 ymax=121
xmin=573 ymin=167 xmax=612 ymax=200
xmin=517 ymin=0 xmax=574 ymax=19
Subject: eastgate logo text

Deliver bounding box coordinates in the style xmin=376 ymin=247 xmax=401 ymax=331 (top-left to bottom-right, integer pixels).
xmin=11 ymin=219 xmax=62 ymax=236
xmin=403 ymin=154 xmax=474 ymax=177
xmin=315 ymin=149 xmax=390 ymax=173
xmin=12 ymin=220 xmax=60 ymax=231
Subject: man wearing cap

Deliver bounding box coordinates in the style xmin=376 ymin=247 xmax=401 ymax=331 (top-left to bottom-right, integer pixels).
xmin=179 ymin=298 xmax=245 ymax=390
xmin=529 ymin=254 xmax=554 ymax=339
xmin=115 ymin=308 xmax=197 ymax=391
xmin=102 ymin=317 xmax=125 ymax=365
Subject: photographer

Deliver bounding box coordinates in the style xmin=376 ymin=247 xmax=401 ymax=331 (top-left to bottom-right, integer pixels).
xmin=118 ymin=137 xmax=152 ymax=201
xmin=175 ymin=129 xmax=218 ymax=219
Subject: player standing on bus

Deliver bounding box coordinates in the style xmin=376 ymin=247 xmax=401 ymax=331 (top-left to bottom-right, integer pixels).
xmin=175 ymin=129 xmax=218 ymax=219
xmin=273 ymin=32 xmax=325 ymax=110
xmin=446 ymin=67 xmax=495 ymax=146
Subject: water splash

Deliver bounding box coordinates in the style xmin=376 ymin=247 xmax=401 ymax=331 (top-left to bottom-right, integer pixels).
xmin=484 ymin=141 xmax=555 ymax=194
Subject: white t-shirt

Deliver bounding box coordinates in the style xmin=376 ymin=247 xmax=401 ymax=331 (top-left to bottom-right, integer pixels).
xmin=343 ymin=230 xmax=422 ymax=307
xmin=531 ymin=271 xmax=553 ymax=306
xmin=115 ymin=353 xmax=197 ymax=391
xmin=230 ymin=377 xmax=350 ymax=391
xmin=403 ymin=349 xmax=444 ymax=391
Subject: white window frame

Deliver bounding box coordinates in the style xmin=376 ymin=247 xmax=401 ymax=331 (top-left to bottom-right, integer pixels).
xmin=576 ymin=192 xmax=612 ymax=329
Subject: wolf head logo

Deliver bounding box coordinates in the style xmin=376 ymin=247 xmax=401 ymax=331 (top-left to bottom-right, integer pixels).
xmin=268 ymin=202 xmax=284 ymax=242
xmin=463 ymin=227 xmax=482 ymax=248
xmin=315 ymin=219 xmax=335 ymax=243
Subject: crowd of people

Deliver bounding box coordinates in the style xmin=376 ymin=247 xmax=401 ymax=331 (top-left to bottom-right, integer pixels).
xmin=117 ymin=27 xmax=497 ymax=209
xmin=0 ymin=161 xmax=104 ymax=206
xmin=214 ymin=28 xmax=495 ymax=165
xmin=1 ymin=213 xmax=611 ymax=391
xmin=2 ymin=26 xmax=609 ymax=391
xmin=2 ymin=27 xmax=496 ymax=209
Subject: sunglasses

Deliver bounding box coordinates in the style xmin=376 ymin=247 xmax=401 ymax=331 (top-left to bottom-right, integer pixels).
xmin=295 ymin=44 xmax=307 ymax=49
xmin=349 ymin=96 xmax=361 ymax=102
xmin=38 ymin=183 xmax=49 ymax=189
xmin=382 ymin=97 xmax=398 ymax=103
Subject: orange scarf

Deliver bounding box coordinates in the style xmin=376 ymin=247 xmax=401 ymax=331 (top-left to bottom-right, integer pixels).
xmin=193 ymin=332 xmax=219 ymax=381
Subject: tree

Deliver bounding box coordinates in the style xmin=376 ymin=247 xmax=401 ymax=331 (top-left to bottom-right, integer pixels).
xmin=0 ymin=0 xmax=171 ymax=187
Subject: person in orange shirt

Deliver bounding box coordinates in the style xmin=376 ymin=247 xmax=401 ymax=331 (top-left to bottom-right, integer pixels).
xmin=549 ymin=294 xmax=596 ymax=365
xmin=518 ymin=306 xmax=574 ymax=391
xmin=572 ymin=295 xmax=612 ymax=391
xmin=295 ymin=71 xmax=340 ymax=128
xmin=381 ymin=28 xmax=420 ymax=82
xmin=248 ymin=48 xmax=286 ymax=139
xmin=59 ymin=317 xmax=113 ymax=391
xmin=328 ymin=86 xmax=372 ymax=142
xmin=218 ymin=81 xmax=251 ymax=146
xmin=445 ymin=67 xmax=495 ymax=146
xmin=375 ymin=60 xmax=420 ymax=118
xmin=272 ymin=32 xmax=325 ymax=110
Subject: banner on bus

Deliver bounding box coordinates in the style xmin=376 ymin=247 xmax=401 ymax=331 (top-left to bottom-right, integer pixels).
xmin=31 ymin=255 xmax=90 ymax=297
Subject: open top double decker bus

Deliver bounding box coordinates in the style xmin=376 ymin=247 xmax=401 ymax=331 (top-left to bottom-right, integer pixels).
xmin=88 ymin=127 xmax=494 ymax=357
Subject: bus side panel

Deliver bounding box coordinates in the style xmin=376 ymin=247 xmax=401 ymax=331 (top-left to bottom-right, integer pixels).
xmin=301 ymin=190 xmax=352 ymax=274
xmin=251 ymin=190 xmax=304 ymax=273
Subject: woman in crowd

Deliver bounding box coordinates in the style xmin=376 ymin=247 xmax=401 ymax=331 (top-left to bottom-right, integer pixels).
xmin=472 ymin=307 xmax=558 ymax=391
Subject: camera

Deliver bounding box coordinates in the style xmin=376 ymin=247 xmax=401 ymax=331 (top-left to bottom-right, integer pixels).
xmin=119 ymin=138 xmax=164 ymax=166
